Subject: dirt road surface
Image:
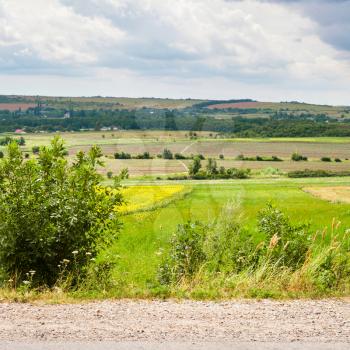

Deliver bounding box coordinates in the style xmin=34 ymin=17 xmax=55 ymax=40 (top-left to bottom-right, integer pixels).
xmin=0 ymin=299 xmax=349 ymax=348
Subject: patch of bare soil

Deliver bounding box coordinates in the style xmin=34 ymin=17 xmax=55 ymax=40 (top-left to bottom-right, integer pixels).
xmin=303 ymin=186 xmax=350 ymax=203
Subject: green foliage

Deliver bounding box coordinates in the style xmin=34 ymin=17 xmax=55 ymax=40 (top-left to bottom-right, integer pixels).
xmin=162 ymin=148 xmax=173 ymax=159
xmin=0 ymin=151 xmax=3 ymax=159
xmin=288 ymin=169 xmax=350 ymax=178
xmin=257 ymin=204 xmax=310 ymax=269
xmin=135 ymin=151 xmax=152 ymax=159
xmin=321 ymin=157 xmax=332 ymax=162
xmin=206 ymin=158 xmax=218 ymax=175
xmin=0 ymin=136 xmax=25 ymax=146
xmin=32 ymin=145 xmax=40 ymax=154
xmin=114 ymin=152 xmax=131 ymax=159
xmin=0 ymin=137 xmax=123 ymax=286
xmin=107 ymin=171 xmax=113 ymax=179
xmin=189 ymin=156 xmax=202 ymax=176
xmin=291 ymin=152 xmax=308 ymax=161
xmin=174 ymin=153 xmax=187 ymax=160
xmin=158 ymin=222 xmax=206 ymax=285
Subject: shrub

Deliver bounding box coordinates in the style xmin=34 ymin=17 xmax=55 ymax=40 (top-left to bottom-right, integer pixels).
xmin=174 ymin=153 xmax=186 ymax=160
xmin=162 ymin=148 xmax=173 ymax=159
xmin=321 ymin=157 xmax=332 ymax=162
xmin=219 ymin=154 xmax=224 ymax=160
xmin=107 ymin=171 xmax=113 ymax=179
xmin=334 ymin=158 xmax=342 ymax=162
xmin=0 ymin=137 xmax=123 ymax=286
xmin=114 ymin=152 xmax=131 ymax=159
xmin=287 ymin=169 xmax=350 ymax=178
xmin=291 ymin=152 xmax=308 ymax=161
xmin=189 ymin=156 xmax=202 ymax=176
xmin=206 ymin=158 xmax=218 ymax=175
xmin=0 ymin=151 xmax=3 ymax=159
xmin=258 ymin=204 xmax=310 ymax=269
xmin=158 ymin=222 xmax=206 ymax=285
xmin=135 ymin=151 xmax=152 ymax=159
xmin=32 ymin=145 xmax=40 ymax=154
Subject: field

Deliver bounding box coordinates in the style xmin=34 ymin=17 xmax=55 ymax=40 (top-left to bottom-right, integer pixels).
xmin=0 ymin=103 xmax=36 ymax=111
xmin=98 ymin=177 xmax=350 ymax=298
xmin=2 ymin=130 xmax=350 ymax=300
xmin=8 ymin=131 xmax=350 ymax=177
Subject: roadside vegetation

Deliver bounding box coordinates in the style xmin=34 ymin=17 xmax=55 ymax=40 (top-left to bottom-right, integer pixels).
xmin=0 ymin=133 xmax=350 ymax=301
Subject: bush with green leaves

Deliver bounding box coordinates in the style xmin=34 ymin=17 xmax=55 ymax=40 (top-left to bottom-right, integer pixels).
xmin=291 ymin=152 xmax=308 ymax=161
xmin=257 ymin=204 xmax=310 ymax=269
xmin=162 ymin=148 xmax=173 ymax=159
xmin=158 ymin=222 xmax=207 ymax=285
xmin=0 ymin=137 xmax=123 ymax=286
xmin=189 ymin=156 xmax=202 ymax=176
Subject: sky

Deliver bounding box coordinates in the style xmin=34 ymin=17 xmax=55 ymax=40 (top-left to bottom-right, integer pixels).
xmin=0 ymin=0 xmax=349 ymax=105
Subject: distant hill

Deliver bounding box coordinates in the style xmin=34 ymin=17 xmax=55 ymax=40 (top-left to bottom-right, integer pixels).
xmin=0 ymin=95 xmax=349 ymax=136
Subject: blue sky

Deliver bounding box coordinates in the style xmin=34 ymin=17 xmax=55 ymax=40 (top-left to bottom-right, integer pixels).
xmin=0 ymin=0 xmax=349 ymax=105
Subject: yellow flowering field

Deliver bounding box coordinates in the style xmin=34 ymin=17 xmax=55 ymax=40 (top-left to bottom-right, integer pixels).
xmin=119 ymin=185 xmax=188 ymax=213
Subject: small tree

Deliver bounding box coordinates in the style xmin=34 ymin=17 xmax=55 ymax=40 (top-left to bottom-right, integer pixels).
xmin=32 ymin=145 xmax=40 ymax=154
xmin=206 ymin=158 xmax=218 ymax=176
xmin=291 ymin=152 xmax=307 ymax=161
xmin=162 ymin=148 xmax=173 ymax=159
xmin=0 ymin=137 xmax=123 ymax=286
xmin=189 ymin=156 xmax=201 ymax=176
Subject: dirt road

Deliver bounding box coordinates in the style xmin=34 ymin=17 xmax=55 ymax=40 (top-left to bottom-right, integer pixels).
xmin=0 ymin=299 xmax=349 ymax=344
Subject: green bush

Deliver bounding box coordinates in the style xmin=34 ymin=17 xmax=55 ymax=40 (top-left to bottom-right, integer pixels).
xmin=291 ymin=152 xmax=308 ymax=161
xmin=321 ymin=157 xmax=332 ymax=162
xmin=158 ymin=222 xmax=206 ymax=285
xmin=114 ymin=152 xmax=131 ymax=159
xmin=258 ymin=204 xmax=310 ymax=269
xmin=0 ymin=137 xmax=123 ymax=286
xmin=174 ymin=153 xmax=187 ymax=159
xmin=162 ymin=148 xmax=173 ymax=159
xmin=32 ymin=145 xmax=40 ymax=154
xmin=135 ymin=151 xmax=152 ymax=159
xmin=287 ymin=169 xmax=350 ymax=178
xmin=0 ymin=151 xmax=3 ymax=159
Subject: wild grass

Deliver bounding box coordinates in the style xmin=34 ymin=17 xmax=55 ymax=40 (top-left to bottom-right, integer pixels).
xmin=1 ymin=178 xmax=350 ymax=302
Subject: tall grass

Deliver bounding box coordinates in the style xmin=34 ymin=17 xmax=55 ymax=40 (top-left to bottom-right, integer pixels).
xmin=158 ymin=202 xmax=350 ymax=298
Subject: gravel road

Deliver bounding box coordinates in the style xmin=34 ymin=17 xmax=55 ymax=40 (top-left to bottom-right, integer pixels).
xmin=0 ymin=299 xmax=349 ymax=344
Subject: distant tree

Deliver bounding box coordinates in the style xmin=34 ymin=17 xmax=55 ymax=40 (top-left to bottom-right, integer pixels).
xmin=291 ymin=152 xmax=308 ymax=161
xmin=206 ymin=158 xmax=218 ymax=176
xmin=189 ymin=156 xmax=201 ymax=176
xmin=32 ymin=145 xmax=40 ymax=154
xmin=162 ymin=148 xmax=173 ymax=159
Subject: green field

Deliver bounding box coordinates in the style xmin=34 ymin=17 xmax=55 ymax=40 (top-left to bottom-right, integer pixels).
xmin=2 ymin=132 xmax=350 ymax=300
xmin=97 ymin=177 xmax=350 ymax=298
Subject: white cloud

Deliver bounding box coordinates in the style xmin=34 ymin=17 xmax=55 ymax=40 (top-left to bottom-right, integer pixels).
xmin=0 ymin=0 xmax=124 ymax=66
xmin=0 ymin=0 xmax=349 ymax=103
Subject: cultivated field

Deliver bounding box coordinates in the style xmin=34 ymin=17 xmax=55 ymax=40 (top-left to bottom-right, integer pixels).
xmin=9 ymin=131 xmax=350 ymax=177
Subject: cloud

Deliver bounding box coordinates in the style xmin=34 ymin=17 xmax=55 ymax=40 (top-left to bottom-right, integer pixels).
xmin=0 ymin=0 xmax=349 ymax=104
xmin=257 ymin=0 xmax=350 ymax=52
